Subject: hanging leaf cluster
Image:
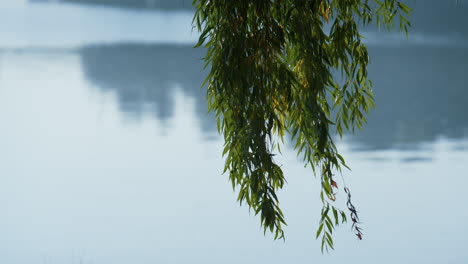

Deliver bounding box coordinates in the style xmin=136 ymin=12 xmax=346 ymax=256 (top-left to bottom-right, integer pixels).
xmin=193 ymin=0 xmax=410 ymax=252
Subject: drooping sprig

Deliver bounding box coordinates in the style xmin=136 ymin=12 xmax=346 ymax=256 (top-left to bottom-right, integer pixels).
xmin=193 ymin=0 xmax=411 ymax=251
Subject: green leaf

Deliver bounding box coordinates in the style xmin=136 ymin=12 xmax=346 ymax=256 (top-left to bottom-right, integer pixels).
xmin=316 ymin=223 xmax=324 ymax=239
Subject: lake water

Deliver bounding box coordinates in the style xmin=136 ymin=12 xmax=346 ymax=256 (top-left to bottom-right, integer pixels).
xmin=1 ymin=1 xmax=468 ymax=263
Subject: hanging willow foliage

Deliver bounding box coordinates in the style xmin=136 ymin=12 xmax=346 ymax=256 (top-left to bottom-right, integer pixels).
xmin=193 ymin=0 xmax=410 ymax=252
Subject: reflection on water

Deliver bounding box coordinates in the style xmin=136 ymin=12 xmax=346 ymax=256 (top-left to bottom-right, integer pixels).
xmin=354 ymin=46 xmax=468 ymax=150
xmin=80 ymin=44 xmax=216 ymax=135
xmin=403 ymin=0 xmax=468 ymax=36
xmin=78 ymin=43 xmax=468 ymax=150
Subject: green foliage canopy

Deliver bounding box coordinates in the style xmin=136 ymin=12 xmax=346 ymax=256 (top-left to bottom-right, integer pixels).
xmin=193 ymin=0 xmax=410 ymax=252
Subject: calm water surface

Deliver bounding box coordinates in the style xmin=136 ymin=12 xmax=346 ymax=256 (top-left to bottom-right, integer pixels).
xmin=1 ymin=1 xmax=468 ymax=263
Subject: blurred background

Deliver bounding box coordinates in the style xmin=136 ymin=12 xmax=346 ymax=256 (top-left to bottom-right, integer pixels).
xmin=1 ymin=0 xmax=467 ymax=263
